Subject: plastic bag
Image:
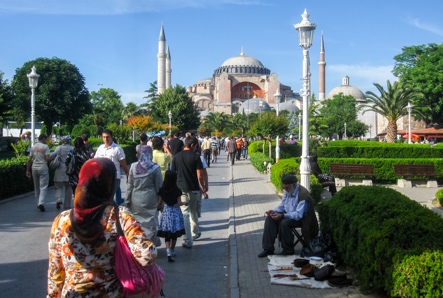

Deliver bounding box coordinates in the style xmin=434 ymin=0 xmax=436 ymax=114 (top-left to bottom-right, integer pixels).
xmin=300 ymin=233 xmax=332 ymax=259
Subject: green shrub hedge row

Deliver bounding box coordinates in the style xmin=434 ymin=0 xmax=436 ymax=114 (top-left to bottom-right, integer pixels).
xmin=249 ymin=152 xmax=274 ymax=173
xmin=270 ymin=158 xmax=323 ymax=204
xmin=0 ymin=157 xmax=55 ymax=200
xmin=318 ymin=144 xmax=443 ymax=158
xmin=325 ymin=140 xmax=432 ymax=147
xmin=248 ymin=141 xmax=302 ymax=160
xmin=316 ymin=157 xmax=443 ymax=183
xmin=318 ymin=186 xmax=443 ymax=295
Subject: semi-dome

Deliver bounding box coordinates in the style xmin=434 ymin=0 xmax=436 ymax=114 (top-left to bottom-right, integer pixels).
xmin=278 ymin=102 xmax=300 ymax=113
xmin=214 ymin=49 xmax=270 ymax=76
xmin=238 ymin=98 xmax=271 ymax=115
xmin=326 ymin=75 xmax=365 ymax=102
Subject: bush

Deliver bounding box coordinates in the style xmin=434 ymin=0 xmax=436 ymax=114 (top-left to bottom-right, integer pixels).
xmin=391 ymin=250 xmax=443 ymax=297
xmin=318 ymin=186 xmax=443 ymax=294
xmin=120 ymin=143 xmax=137 ymax=166
xmin=249 ymin=152 xmax=273 ymax=173
xmin=435 ymin=188 xmax=443 ymax=205
xmin=71 ymin=124 xmax=89 ymax=138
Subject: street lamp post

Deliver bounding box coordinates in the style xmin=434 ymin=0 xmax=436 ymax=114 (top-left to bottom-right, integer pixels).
xmin=27 ymin=65 xmax=40 ymax=147
xmin=295 ymin=9 xmax=316 ymax=191
xmin=344 ymin=122 xmax=347 ymax=140
xmin=259 ymin=100 xmax=263 ymax=117
xmin=407 ymin=102 xmax=412 ymax=144
xmin=298 ymin=113 xmax=302 ymax=141
xmin=168 ymin=110 xmax=172 ymax=136
xmin=246 ymin=84 xmax=252 ymax=128
xmin=274 ymin=89 xmax=282 ymax=162
xmin=369 ymin=124 xmax=372 ymax=140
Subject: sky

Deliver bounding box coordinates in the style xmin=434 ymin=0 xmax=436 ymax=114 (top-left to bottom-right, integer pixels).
xmin=1 ymin=0 xmax=442 ymax=106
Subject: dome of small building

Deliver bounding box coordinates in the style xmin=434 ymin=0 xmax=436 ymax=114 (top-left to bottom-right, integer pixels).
xmin=277 ymin=102 xmax=300 ymax=113
xmin=326 ymin=75 xmax=366 ymax=102
xmin=238 ymin=98 xmax=271 ymax=114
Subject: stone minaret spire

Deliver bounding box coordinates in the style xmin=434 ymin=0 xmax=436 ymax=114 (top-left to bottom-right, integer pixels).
xmin=157 ymin=23 xmax=166 ymax=94
xmin=318 ymin=31 xmax=326 ymax=101
xmin=166 ymin=44 xmax=171 ymax=89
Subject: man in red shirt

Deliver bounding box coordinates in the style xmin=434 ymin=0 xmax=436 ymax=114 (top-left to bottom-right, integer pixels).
xmin=236 ymin=137 xmax=242 ymax=160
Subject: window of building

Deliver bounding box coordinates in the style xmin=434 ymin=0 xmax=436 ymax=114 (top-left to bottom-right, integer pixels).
xmin=202 ymin=101 xmax=206 ymax=108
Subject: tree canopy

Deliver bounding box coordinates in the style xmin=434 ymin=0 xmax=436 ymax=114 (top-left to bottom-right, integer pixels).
xmin=11 ymin=57 xmax=91 ymax=136
xmin=318 ymin=93 xmax=368 ymax=139
xmin=393 ymin=43 xmax=443 ymax=126
xmin=150 ymin=85 xmax=200 ymax=131
xmin=90 ymin=88 xmax=124 ymax=126
xmin=0 ymin=72 xmax=13 ymax=129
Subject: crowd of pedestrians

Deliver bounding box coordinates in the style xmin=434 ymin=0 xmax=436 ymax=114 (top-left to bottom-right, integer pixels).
xmin=24 ymin=129 xmax=250 ymax=296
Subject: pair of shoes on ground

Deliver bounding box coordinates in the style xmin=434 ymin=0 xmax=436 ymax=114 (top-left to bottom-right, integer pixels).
xmin=56 ymin=201 xmax=62 ymax=210
xmin=192 ymin=232 xmax=201 ymax=240
xmin=182 ymin=243 xmax=192 ymax=249
xmin=258 ymin=249 xmax=274 ymax=258
xmin=37 ymin=204 xmax=45 ymax=212
xmin=167 ymin=250 xmax=176 ymax=262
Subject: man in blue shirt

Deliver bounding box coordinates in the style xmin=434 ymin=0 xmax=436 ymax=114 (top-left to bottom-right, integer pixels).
xmin=258 ymin=174 xmax=319 ymax=257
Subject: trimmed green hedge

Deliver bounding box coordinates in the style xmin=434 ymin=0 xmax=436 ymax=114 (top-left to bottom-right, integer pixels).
xmin=249 ymin=152 xmax=274 ymax=173
xmin=315 ymin=157 xmax=443 ymax=183
xmin=249 ymin=141 xmax=302 ymax=160
xmin=318 ymin=141 xmax=443 ymax=158
xmin=318 ymin=186 xmax=443 ymax=294
xmin=270 ymin=158 xmax=323 ymax=204
xmin=0 ymin=157 xmax=55 ymax=201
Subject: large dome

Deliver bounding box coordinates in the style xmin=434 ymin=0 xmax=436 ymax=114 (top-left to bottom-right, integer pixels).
xmin=221 ymin=54 xmax=264 ymax=67
xmin=326 ymin=75 xmax=365 ymax=102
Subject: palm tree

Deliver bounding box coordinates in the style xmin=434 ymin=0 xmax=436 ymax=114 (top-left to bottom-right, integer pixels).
xmin=202 ymin=112 xmax=228 ymax=133
xmin=363 ymin=80 xmax=422 ymax=143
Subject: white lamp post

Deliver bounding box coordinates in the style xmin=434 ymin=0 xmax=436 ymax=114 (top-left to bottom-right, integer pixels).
xmin=168 ymin=110 xmax=172 ymax=136
xmin=407 ymin=102 xmax=412 ymax=144
xmin=369 ymin=124 xmax=372 ymax=140
xmin=27 ymin=65 xmax=40 ymax=147
xmin=259 ymin=100 xmax=263 ymax=117
xmin=295 ymin=9 xmax=316 ymax=191
xmin=274 ymin=89 xmax=282 ymax=162
xmin=298 ymin=113 xmax=302 ymax=140
xmin=344 ymin=122 xmax=347 ymax=140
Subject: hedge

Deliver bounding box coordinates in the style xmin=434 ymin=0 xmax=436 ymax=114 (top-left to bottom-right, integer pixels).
xmin=249 ymin=152 xmax=274 ymax=173
xmin=270 ymin=158 xmax=323 ymax=204
xmin=249 ymin=141 xmax=302 ymax=160
xmin=318 ymin=142 xmax=443 ymax=159
xmin=315 ymin=157 xmax=443 ymax=183
xmin=318 ymin=186 xmax=443 ymax=294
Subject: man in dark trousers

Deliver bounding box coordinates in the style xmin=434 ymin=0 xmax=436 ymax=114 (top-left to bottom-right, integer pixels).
xmin=168 ymin=132 xmax=184 ymax=156
xmin=172 ymin=136 xmax=208 ymax=248
xmin=227 ymin=137 xmax=237 ymax=165
xmin=258 ymin=174 xmax=319 ymax=257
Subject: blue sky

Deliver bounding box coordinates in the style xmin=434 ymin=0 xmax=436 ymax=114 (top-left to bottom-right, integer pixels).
xmin=1 ymin=0 xmax=442 ymax=106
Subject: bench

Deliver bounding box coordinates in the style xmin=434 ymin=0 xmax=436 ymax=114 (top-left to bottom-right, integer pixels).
xmin=393 ymin=164 xmax=441 ymax=188
xmin=329 ymin=163 xmax=375 ymax=186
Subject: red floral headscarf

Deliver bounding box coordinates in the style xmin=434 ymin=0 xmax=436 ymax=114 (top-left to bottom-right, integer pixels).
xmin=70 ymin=158 xmax=116 ymax=244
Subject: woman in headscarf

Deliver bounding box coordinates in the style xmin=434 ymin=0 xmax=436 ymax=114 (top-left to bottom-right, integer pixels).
xmin=126 ymin=145 xmax=163 ymax=247
xmin=47 ymin=158 xmax=157 ymax=297
xmin=65 ymin=137 xmax=92 ymax=194
xmin=52 ymin=136 xmax=74 ymax=209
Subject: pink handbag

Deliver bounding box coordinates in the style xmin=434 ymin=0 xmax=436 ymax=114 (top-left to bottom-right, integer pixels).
xmin=113 ymin=205 xmax=165 ymax=297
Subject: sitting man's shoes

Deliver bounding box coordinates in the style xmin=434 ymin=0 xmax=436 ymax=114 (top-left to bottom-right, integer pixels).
xmin=37 ymin=204 xmax=45 ymax=212
xmin=278 ymin=250 xmax=295 ymax=256
xmin=258 ymin=249 xmax=274 ymax=258
xmin=56 ymin=201 xmax=62 ymax=210
xmin=182 ymin=243 xmax=192 ymax=249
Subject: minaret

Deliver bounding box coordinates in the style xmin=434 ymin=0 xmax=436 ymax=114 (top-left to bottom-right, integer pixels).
xmin=157 ymin=24 xmax=166 ymax=94
xmin=166 ymin=44 xmax=171 ymax=89
xmin=318 ymin=31 xmax=326 ymax=101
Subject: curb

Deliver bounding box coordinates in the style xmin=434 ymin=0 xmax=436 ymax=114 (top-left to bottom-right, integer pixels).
xmin=228 ymin=164 xmax=239 ymax=298
xmin=0 ymin=186 xmax=56 ymax=206
xmin=426 ymin=200 xmax=443 ymax=217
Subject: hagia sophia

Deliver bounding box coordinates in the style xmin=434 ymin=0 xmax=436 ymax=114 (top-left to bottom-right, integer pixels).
xmin=155 ymin=24 xmax=423 ymax=140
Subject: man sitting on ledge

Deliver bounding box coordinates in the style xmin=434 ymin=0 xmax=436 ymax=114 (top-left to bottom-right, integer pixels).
xmin=258 ymin=174 xmax=319 ymax=258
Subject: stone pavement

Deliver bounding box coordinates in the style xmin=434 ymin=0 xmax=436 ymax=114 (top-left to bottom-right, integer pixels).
xmin=227 ymin=158 xmax=442 ymax=298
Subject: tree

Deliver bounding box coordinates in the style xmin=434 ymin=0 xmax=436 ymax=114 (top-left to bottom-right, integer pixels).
xmin=127 ymin=115 xmax=162 ymax=136
xmin=363 ymin=80 xmax=422 ymax=143
xmin=90 ymin=88 xmax=124 ymax=127
xmin=0 ymin=72 xmax=14 ymax=129
xmin=202 ymin=112 xmax=228 ymax=133
xmin=150 ymin=85 xmax=200 ymax=131
xmin=143 ymin=81 xmax=158 ymax=107
xmin=393 ymin=43 xmax=443 ymax=126
xmin=249 ymin=112 xmax=289 ymax=158
xmin=229 ymin=113 xmax=248 ymax=136
xmin=318 ymin=93 xmax=368 ymax=139
xmin=11 ymin=57 xmax=91 ymax=136
xmin=122 ymin=102 xmax=142 ymax=122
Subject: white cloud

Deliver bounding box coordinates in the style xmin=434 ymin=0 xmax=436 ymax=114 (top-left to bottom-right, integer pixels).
xmin=407 ymin=16 xmax=443 ymax=36
xmin=0 ymin=0 xmax=268 ymax=15
xmin=328 ymin=64 xmax=397 ymax=92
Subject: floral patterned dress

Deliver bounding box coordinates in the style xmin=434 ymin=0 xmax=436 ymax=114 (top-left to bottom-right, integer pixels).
xmin=48 ymin=206 xmax=157 ymax=298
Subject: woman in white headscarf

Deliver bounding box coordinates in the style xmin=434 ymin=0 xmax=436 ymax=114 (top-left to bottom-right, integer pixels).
xmin=126 ymin=145 xmax=163 ymax=246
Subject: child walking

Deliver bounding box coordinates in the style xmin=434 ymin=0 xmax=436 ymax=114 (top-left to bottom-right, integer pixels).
xmin=157 ymin=170 xmax=188 ymax=262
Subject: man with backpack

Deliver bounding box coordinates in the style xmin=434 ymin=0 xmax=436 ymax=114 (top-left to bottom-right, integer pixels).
xmin=241 ymin=137 xmax=249 ymax=160
xmin=211 ymin=137 xmax=219 ymax=163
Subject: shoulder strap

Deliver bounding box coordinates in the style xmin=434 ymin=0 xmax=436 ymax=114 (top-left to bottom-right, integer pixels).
xmin=113 ymin=203 xmax=124 ymax=237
